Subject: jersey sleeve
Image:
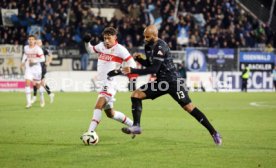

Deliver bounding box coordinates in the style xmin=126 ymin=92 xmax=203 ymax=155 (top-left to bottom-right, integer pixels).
xmin=119 ymin=46 xmax=132 ymax=60
xmin=85 ymin=42 xmax=101 ymax=54
xmin=119 ymin=46 xmax=136 ymax=68
xmin=125 ymin=57 xmax=136 ymax=68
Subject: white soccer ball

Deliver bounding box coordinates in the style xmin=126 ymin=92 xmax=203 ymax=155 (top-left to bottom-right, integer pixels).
xmin=81 ymin=131 xmax=99 ymax=145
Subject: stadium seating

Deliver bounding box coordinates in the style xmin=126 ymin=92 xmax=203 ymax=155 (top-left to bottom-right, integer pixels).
xmin=0 ymin=0 xmax=275 ymax=49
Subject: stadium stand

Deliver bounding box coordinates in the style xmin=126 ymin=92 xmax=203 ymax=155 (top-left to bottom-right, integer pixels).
xmin=0 ymin=0 xmax=275 ymax=49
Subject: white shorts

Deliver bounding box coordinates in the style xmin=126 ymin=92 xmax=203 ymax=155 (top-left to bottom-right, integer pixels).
xmin=98 ymin=79 xmax=117 ymax=110
xmin=24 ymin=66 xmax=42 ymax=82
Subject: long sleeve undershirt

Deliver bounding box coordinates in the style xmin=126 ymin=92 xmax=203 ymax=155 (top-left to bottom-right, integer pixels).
xmin=130 ymin=59 xmax=162 ymax=75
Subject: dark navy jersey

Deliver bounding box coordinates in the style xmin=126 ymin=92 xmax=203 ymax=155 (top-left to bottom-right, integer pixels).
xmin=144 ymin=39 xmax=179 ymax=82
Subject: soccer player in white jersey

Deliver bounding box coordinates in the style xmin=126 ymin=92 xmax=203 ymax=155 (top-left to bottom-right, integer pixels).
xmin=31 ymin=39 xmax=55 ymax=104
xmin=20 ymin=35 xmax=45 ymax=108
xmin=81 ymin=27 xmax=137 ymax=141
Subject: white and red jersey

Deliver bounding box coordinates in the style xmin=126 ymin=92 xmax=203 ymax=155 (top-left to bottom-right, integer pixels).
xmin=22 ymin=45 xmax=45 ymax=69
xmin=86 ymin=42 xmax=136 ymax=81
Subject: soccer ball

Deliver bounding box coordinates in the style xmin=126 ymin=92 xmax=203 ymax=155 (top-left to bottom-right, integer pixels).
xmin=81 ymin=131 xmax=99 ymax=145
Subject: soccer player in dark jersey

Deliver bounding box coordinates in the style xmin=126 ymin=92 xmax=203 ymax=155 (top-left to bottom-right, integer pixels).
xmin=120 ymin=25 xmax=222 ymax=145
xmin=31 ymin=39 xmax=55 ymax=104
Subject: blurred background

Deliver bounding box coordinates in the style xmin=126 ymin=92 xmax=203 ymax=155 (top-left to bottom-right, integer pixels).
xmin=0 ymin=0 xmax=275 ymax=92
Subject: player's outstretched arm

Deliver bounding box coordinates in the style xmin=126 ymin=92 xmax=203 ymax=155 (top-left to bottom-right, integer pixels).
xmin=83 ymin=34 xmax=91 ymax=43
xmin=122 ymin=59 xmax=162 ymax=75
xmin=83 ymin=34 xmax=97 ymax=55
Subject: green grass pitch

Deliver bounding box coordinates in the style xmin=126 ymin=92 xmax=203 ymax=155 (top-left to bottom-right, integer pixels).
xmin=0 ymin=92 xmax=276 ymax=168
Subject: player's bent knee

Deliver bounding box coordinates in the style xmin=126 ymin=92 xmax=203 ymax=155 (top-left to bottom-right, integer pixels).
xmin=183 ymin=103 xmax=195 ymax=113
xmin=131 ymin=90 xmax=146 ymax=99
xmin=104 ymin=109 xmax=114 ymax=118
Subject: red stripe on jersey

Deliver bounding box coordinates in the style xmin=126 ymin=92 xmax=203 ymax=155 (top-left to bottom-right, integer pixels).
xmin=99 ymin=91 xmax=113 ymax=97
xmin=98 ymin=53 xmax=123 ymax=63
xmin=36 ymin=54 xmax=43 ymax=57
xmin=125 ymin=55 xmax=132 ymax=61
xmin=93 ymin=46 xmax=99 ymax=53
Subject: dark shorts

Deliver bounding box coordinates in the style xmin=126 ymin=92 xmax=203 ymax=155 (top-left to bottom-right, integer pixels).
xmin=139 ymin=80 xmax=191 ymax=107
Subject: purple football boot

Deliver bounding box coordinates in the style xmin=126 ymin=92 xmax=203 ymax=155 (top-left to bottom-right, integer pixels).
xmin=212 ymin=132 xmax=222 ymax=145
xmin=122 ymin=126 xmax=142 ymax=135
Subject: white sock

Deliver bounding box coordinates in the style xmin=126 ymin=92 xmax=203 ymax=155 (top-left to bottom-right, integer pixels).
xmin=25 ymin=87 xmax=31 ymax=104
xmin=88 ymin=109 xmax=102 ymax=132
xmin=39 ymin=87 xmax=44 ymax=104
xmin=112 ymin=111 xmax=133 ymax=126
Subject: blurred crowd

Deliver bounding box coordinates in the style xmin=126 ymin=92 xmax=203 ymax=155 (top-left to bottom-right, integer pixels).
xmin=0 ymin=0 xmax=275 ymax=50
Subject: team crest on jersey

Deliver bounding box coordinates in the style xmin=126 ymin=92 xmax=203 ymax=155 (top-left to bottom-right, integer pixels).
xmin=157 ymin=50 xmax=163 ymax=56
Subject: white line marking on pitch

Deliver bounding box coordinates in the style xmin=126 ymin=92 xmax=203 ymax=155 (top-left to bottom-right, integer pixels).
xmin=249 ymin=102 xmax=276 ymax=108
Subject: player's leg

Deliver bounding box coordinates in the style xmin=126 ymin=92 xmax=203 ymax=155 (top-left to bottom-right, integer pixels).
xmin=42 ymin=78 xmax=55 ymax=103
xmin=25 ymin=79 xmax=32 ymax=108
xmin=241 ymin=79 xmax=246 ymax=91
xmin=81 ymin=96 xmax=106 ymax=142
xmin=244 ymin=79 xmax=248 ymax=92
xmin=169 ymin=80 xmax=222 ymax=145
xmin=24 ymin=70 xmax=33 ymax=108
xmin=104 ymin=108 xmax=133 ymax=127
xmin=130 ymin=90 xmax=145 ymax=127
xmin=87 ymin=96 xmax=106 ymax=132
xmin=102 ymin=80 xmax=133 ymax=126
xmin=122 ymin=81 xmax=166 ymax=135
xmin=241 ymin=79 xmax=243 ymax=91
xmin=36 ymin=82 xmax=45 ymax=107
xmin=32 ymin=85 xmax=37 ymax=104
xmin=183 ymin=103 xmax=222 ymax=145
xmin=121 ymin=90 xmax=145 ymax=135
xmin=33 ymin=69 xmax=45 ymax=107
xmin=41 ymin=69 xmax=55 ymax=103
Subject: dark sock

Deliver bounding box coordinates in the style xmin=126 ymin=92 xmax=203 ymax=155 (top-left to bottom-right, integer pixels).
xmin=45 ymin=85 xmax=51 ymax=95
xmin=190 ymin=107 xmax=216 ymax=135
xmin=33 ymin=86 xmax=37 ymax=96
xmin=131 ymin=97 xmax=142 ymax=126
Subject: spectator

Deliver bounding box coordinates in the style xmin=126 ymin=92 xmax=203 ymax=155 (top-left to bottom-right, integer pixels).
xmin=79 ymin=42 xmax=89 ymax=70
xmin=0 ymin=0 xmax=275 ymax=50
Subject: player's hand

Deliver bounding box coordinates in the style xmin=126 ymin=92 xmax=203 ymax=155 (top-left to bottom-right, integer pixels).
xmin=133 ymin=52 xmax=146 ymax=60
xmin=20 ymin=63 xmax=25 ymax=70
xmin=122 ymin=67 xmax=131 ymax=74
xmin=107 ymin=69 xmax=122 ymax=77
xmin=83 ymin=34 xmax=91 ymax=43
